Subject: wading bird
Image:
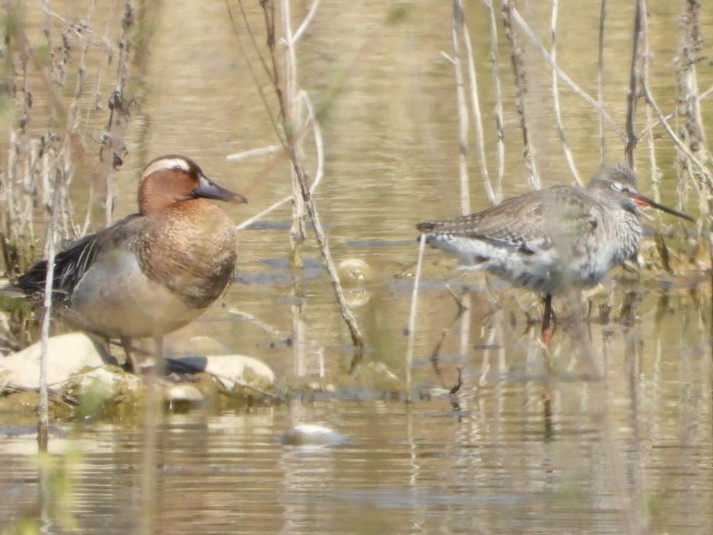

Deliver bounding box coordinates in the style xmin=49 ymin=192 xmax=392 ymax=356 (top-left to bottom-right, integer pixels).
xmin=417 ymin=165 xmax=692 ymax=345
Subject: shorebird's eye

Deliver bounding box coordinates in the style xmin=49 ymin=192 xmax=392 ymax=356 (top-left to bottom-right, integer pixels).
xmin=173 ymin=165 xmax=184 ymax=172
xmin=611 ymin=181 xmax=623 ymax=192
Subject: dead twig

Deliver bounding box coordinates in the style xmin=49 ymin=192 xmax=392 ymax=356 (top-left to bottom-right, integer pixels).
xmin=624 ymin=0 xmax=644 ymax=168
xmin=549 ymin=0 xmax=581 ymax=185
xmin=502 ymin=0 xmax=540 ymax=189
xmin=257 ymin=0 xmax=365 ymax=368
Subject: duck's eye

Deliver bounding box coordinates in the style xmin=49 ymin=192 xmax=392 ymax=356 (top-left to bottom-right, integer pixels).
xmin=611 ymin=181 xmax=623 ymax=191
xmin=173 ymin=165 xmax=184 ymax=172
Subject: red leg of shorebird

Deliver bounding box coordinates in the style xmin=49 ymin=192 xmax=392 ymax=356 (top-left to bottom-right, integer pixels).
xmin=540 ymin=294 xmax=555 ymax=348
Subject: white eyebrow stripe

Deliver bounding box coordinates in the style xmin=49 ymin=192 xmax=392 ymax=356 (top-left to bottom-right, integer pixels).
xmin=142 ymin=157 xmax=190 ymax=178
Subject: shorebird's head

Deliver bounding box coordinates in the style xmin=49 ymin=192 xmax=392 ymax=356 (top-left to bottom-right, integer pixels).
xmin=588 ymin=164 xmax=693 ymax=222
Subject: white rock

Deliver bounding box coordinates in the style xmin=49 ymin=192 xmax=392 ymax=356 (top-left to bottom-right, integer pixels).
xmin=164 ymin=383 xmax=204 ymax=403
xmin=168 ymin=354 xmax=275 ymax=390
xmin=74 ymin=366 xmax=142 ymax=397
xmin=279 ymin=424 xmax=347 ymax=446
xmin=0 ymin=333 xmax=110 ymax=390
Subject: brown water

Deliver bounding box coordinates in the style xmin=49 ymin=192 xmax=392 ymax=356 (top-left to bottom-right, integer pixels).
xmin=3 ymin=0 xmax=713 ymax=533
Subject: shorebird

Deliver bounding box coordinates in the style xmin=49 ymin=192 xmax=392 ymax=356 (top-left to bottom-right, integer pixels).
xmin=417 ymin=164 xmax=693 ymax=344
xmin=4 ymin=155 xmax=247 ymax=372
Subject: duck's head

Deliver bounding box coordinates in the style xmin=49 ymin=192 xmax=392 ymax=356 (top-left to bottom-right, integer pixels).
xmin=138 ymin=155 xmax=247 ymax=214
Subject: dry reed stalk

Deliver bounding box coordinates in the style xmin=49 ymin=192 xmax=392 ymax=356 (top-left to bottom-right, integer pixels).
xmin=235 ymin=95 xmax=325 ymax=232
xmin=292 ymin=0 xmax=321 ymax=44
xmin=672 ymin=0 xmax=713 ymax=192
xmin=642 ymin=83 xmax=712 ymax=187
xmin=509 ymin=6 xmax=624 ymax=143
xmin=624 ymin=0 xmax=644 ymax=168
xmin=449 ymin=0 xmax=471 ymax=214
xmin=227 ymin=144 xmax=283 ymax=162
xmin=37 ymin=157 xmax=62 ymax=452
xmin=638 ymin=85 xmax=713 ymax=141
xmin=549 ymin=0 xmax=582 ymax=185
xmin=597 ymin=0 xmax=607 ymax=163
xmin=639 ymin=0 xmax=661 ymax=203
xmin=257 ymin=0 xmax=365 ymax=367
xmin=36 ymin=1 xmax=108 ymax=447
xmin=482 ymin=0 xmax=505 ymax=202
xmin=669 ymin=0 xmax=713 ymax=290
xmin=2 ymin=21 xmax=36 ymax=275
xmin=98 ymin=0 xmax=134 ymax=226
xmin=405 ymin=234 xmax=427 ymax=404
xmin=502 ymin=0 xmax=540 ymax=189
xmin=0 ymin=0 xmax=139 ymax=454
xmin=275 ymin=0 xmax=307 ymax=270
xmin=449 ymin=0 xmax=497 ymax=208
xmin=279 ymin=0 xmax=308 ymax=375
xmin=65 ymin=3 xmax=97 ymax=237
xmin=461 ymin=2 xmax=497 ymax=205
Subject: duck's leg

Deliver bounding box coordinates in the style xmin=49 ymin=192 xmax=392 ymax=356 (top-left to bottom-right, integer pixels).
xmin=153 ymin=336 xmax=165 ymax=377
xmin=120 ymin=335 xmax=138 ymax=373
xmin=540 ymin=294 xmax=555 ymax=348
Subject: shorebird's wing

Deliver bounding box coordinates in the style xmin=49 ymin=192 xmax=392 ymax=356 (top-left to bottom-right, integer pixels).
xmin=418 ymin=186 xmax=597 ymax=251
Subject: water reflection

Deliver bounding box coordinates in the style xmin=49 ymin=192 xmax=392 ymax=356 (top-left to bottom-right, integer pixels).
xmin=3 ymin=351 xmax=711 ymax=534
xmin=3 ymin=0 xmax=713 ymax=532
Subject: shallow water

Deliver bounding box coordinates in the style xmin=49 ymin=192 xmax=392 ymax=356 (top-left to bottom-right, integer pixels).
xmin=3 ymin=0 xmax=713 ymax=533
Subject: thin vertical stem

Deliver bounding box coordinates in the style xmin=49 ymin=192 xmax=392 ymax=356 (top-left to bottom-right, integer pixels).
xmin=624 ymin=0 xmax=643 ymax=168
xmin=640 ymin=0 xmax=660 ymax=202
xmin=99 ymin=0 xmax=134 ymax=226
xmin=483 ymin=0 xmax=505 ymax=202
xmin=279 ymin=0 xmax=306 ymax=268
xmin=597 ymin=0 xmax=607 ymax=163
xmin=37 ymin=158 xmax=62 ymax=452
xmin=451 ymin=0 xmax=471 ymax=215
xmin=550 ymin=0 xmax=581 ymax=185
xmin=503 ymin=0 xmax=540 ymax=189
xmin=457 ymin=0 xmax=496 ymax=205
xmin=508 ymin=6 xmax=624 ymax=142
xmin=405 ymin=234 xmax=427 ymax=404
xmin=260 ymin=0 xmax=364 ymax=366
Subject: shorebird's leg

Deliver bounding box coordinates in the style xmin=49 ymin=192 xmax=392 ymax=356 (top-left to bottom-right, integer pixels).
xmin=541 ymin=294 xmax=556 ymax=348
xmin=445 ymin=282 xmax=469 ymax=314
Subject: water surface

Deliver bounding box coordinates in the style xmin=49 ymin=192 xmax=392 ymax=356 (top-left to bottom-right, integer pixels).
xmin=2 ymin=0 xmax=713 ymax=533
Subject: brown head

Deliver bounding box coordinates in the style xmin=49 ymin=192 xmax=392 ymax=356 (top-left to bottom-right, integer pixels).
xmin=138 ymin=154 xmax=247 ymax=214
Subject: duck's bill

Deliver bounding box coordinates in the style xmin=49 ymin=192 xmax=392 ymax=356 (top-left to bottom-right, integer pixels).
xmin=631 ymin=193 xmax=694 ymax=222
xmin=196 ymin=174 xmax=248 ymax=204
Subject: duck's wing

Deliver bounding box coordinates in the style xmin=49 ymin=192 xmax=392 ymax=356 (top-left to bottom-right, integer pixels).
xmin=13 ymin=214 xmax=141 ymax=304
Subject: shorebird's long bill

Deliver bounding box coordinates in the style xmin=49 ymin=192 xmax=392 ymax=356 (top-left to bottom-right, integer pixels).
xmin=631 ymin=193 xmax=694 ymax=222
xmin=195 ymin=174 xmax=248 ymax=204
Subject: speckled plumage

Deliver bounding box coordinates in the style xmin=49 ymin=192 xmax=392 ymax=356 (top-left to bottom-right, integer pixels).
xmin=417 ymin=165 xmax=691 ymax=295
